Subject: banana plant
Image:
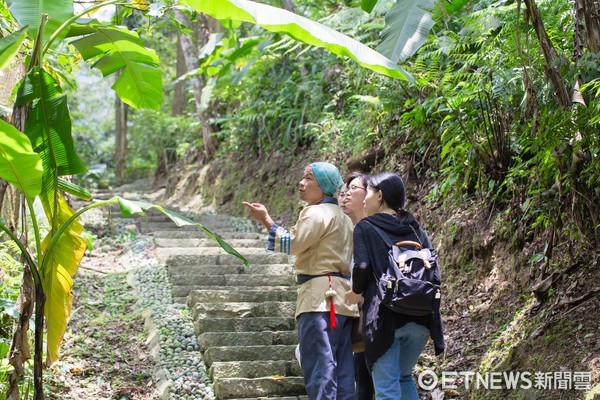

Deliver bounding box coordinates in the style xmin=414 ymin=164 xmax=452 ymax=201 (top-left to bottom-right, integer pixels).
xmin=0 ymin=1 xmax=247 ymax=398
xmin=0 ymin=0 xmax=430 ymax=397
xmin=0 ymin=117 xmax=248 ymax=399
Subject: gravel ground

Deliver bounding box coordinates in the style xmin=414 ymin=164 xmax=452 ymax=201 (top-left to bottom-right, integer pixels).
xmin=42 ymin=206 xmax=219 ymax=400
xmin=126 ymin=235 xmax=215 ymax=400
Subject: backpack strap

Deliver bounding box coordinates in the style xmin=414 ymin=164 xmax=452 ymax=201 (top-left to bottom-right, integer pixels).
xmin=364 ymin=221 xmax=396 ymax=285
xmin=365 ymin=222 xmax=432 ymax=271
xmin=364 ymin=221 xmax=394 ymax=249
xmin=365 ymin=221 xmax=422 ymax=250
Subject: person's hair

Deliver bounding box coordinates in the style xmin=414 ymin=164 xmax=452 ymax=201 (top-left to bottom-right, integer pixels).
xmin=345 ymin=171 xmax=368 ymax=188
xmin=367 ymin=172 xmax=406 ymax=212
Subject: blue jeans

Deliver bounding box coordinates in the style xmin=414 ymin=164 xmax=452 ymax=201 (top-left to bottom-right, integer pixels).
xmin=371 ymin=322 xmax=430 ymax=400
xmin=297 ymin=312 xmax=355 ymax=400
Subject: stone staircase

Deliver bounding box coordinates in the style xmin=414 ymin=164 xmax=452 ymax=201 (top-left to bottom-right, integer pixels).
xmin=141 ymin=211 xmax=307 ymax=400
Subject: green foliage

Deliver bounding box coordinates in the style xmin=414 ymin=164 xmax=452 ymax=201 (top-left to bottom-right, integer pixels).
xmin=191 ymin=0 xmax=599 ymax=249
xmin=0 ymin=27 xmax=27 ymax=69
xmin=5 ymin=0 xmax=73 ymax=45
xmin=127 ymin=109 xmax=197 ymax=179
xmin=378 ymin=0 xmax=435 ymax=63
xmin=70 ymin=22 xmax=163 ymax=110
xmin=180 ymin=0 xmax=414 ymax=81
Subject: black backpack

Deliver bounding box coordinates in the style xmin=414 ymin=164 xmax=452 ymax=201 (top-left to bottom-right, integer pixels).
xmin=366 ymin=222 xmax=441 ymax=317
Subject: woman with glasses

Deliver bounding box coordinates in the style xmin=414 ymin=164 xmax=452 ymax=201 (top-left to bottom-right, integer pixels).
xmin=346 ymin=172 xmax=444 ymax=400
xmin=243 ymin=162 xmax=359 ymax=400
xmin=339 ymin=172 xmax=375 ymax=400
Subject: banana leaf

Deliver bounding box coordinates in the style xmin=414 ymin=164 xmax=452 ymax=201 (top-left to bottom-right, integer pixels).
xmin=16 ymin=67 xmax=87 ymax=203
xmin=180 ymin=0 xmax=414 ymax=82
xmin=41 ymin=193 xmax=86 ymax=363
xmin=0 ymin=27 xmax=27 ymax=70
xmin=0 ymin=120 xmax=43 ymax=200
xmin=70 ymin=23 xmax=163 ymax=110
xmin=378 ymin=0 xmax=435 ymax=63
xmin=361 ymin=0 xmax=379 ymax=13
xmin=5 ymin=0 xmax=73 ymax=46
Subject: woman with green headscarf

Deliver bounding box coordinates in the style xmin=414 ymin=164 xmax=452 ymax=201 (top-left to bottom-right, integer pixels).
xmin=243 ymin=162 xmax=358 ymax=400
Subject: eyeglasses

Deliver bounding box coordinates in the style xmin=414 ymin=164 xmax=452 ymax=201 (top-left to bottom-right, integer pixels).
xmin=347 ymin=184 xmax=366 ymax=193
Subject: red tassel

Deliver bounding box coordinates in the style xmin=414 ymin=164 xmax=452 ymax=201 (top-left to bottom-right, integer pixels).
xmin=327 ymin=273 xmax=336 ymax=329
xmin=329 ymin=299 xmax=336 ymax=329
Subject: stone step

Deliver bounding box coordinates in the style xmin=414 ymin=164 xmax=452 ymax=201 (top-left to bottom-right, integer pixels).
xmin=189 ymin=289 xmax=297 ymax=304
xmin=151 ymin=230 xmax=262 ymax=240
xmin=194 ymin=317 xmax=296 ymax=334
xmin=210 ymin=360 xmax=302 ymax=380
xmin=143 ymin=221 xmax=240 ymax=232
xmin=166 ymin=253 xmax=289 ymax=266
xmin=140 ymin=212 xmax=251 ymax=224
xmin=154 ymin=238 xmax=264 ymax=248
xmin=214 ymin=377 xmax=306 ymax=399
xmin=168 ymin=264 xmax=294 ymax=276
xmin=157 ymin=247 xmax=272 ymax=259
xmin=197 ymin=331 xmax=297 ymax=350
xmin=169 ymin=274 xmax=295 ymax=288
xmin=174 ymin=285 xmax=294 ymax=299
xmin=191 ymin=301 xmax=296 ymax=319
xmin=203 ymin=345 xmax=297 ymax=365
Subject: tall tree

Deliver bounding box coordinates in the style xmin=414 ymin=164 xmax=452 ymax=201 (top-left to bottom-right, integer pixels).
xmin=173 ymin=9 xmax=219 ymax=161
xmin=579 ymin=0 xmax=600 ymax=53
xmin=114 ymin=71 xmax=129 ymax=187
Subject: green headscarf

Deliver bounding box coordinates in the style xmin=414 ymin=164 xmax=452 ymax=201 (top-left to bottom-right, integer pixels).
xmin=309 ymin=162 xmax=344 ymax=197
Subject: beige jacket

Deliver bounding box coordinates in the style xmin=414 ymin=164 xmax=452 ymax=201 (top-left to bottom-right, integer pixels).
xmin=273 ymin=202 xmax=359 ymax=318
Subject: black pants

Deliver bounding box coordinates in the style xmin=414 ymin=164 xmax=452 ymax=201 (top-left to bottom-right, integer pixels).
xmin=354 ymin=351 xmax=374 ymax=400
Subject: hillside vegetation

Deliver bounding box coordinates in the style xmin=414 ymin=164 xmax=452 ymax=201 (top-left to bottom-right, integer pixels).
xmin=153 ymin=1 xmax=599 ymax=399
xmin=1 ymin=0 xmax=598 ymax=398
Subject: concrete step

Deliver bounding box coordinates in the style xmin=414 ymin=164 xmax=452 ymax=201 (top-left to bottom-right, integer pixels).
xmin=141 ymin=213 xmax=252 ymax=224
xmin=203 ymin=345 xmax=297 ymax=365
xmin=194 ymin=317 xmax=296 ymax=334
xmin=169 ymin=274 xmax=295 ymax=288
xmin=166 ymin=252 xmax=289 ymax=266
xmin=157 ymin=247 xmax=272 ymax=259
xmin=188 ymin=289 xmax=297 ymax=304
xmin=197 ymin=331 xmax=297 ymax=350
xmin=214 ymin=377 xmax=306 ymax=399
xmin=143 ymin=221 xmax=240 ymax=232
xmin=174 ymin=285 xmax=294 ymax=299
xmin=168 ymin=264 xmax=294 ymax=276
xmin=151 ymin=230 xmax=262 ymax=240
xmin=191 ymin=301 xmax=296 ymax=319
xmin=210 ymin=360 xmax=302 ymax=380
xmin=154 ymin=238 xmax=264 ymax=248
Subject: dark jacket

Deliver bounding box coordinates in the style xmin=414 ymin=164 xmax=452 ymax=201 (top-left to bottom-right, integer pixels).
xmin=352 ymin=212 xmax=445 ymax=366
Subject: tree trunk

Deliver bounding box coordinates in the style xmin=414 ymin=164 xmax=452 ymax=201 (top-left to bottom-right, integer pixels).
xmin=171 ymin=41 xmax=188 ymax=116
xmin=523 ymin=0 xmax=571 ymax=108
xmin=174 ymin=9 xmax=219 ymax=161
xmin=152 ymin=41 xmax=188 ymax=189
xmin=33 ymin=287 xmax=45 ymax=400
xmin=0 ymin=58 xmax=26 ymax=111
xmin=280 ymin=0 xmax=308 ymax=77
xmin=282 ymin=0 xmax=295 ymax=12
xmin=7 ymin=264 xmax=36 ymax=400
xmin=114 ymin=72 xmax=129 ymax=187
xmin=582 ymin=0 xmax=600 ymax=52
xmin=0 ymin=179 xmax=8 ymax=219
